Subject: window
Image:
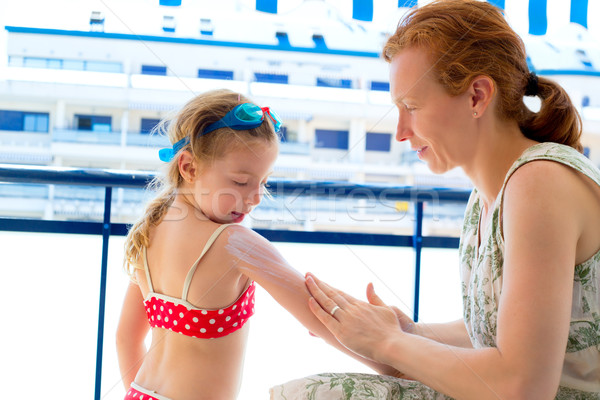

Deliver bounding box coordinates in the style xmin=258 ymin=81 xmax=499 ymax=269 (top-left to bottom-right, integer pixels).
xmin=582 ymin=96 xmax=590 ymax=107
xmin=75 ymin=115 xmax=112 ymax=132
xmin=90 ymin=11 xmax=105 ymax=32
xmin=254 ymin=73 xmax=288 ymax=84
xmin=200 ymin=18 xmax=214 ymax=36
xmin=366 ymin=132 xmax=391 ymax=152
xmin=576 ymin=49 xmax=594 ymax=69
xmin=141 ymin=118 xmax=161 ymax=134
xmin=370 ymin=81 xmax=390 ymax=91
xmin=197 ymin=69 xmax=233 ymax=80
xmin=313 ymin=34 xmax=326 ymax=49
xmin=23 ymin=57 xmax=49 ymax=68
xmin=86 ymin=61 xmax=122 ymax=73
xmin=47 ymin=59 xmax=62 ymax=69
xmin=315 ymin=129 xmax=348 ymax=150
xmin=62 ymin=60 xmax=85 ymax=70
xmin=20 ymin=57 xmax=121 ymax=72
xmin=163 ymin=16 xmax=176 ymax=32
xmin=23 ymin=113 xmax=49 ymax=132
xmin=142 ymin=65 xmax=167 ymax=76
xmin=279 ymin=126 xmax=289 ymax=142
xmin=275 ymin=31 xmax=290 ymax=47
xmin=316 ymin=78 xmax=352 ymax=89
xmin=0 ymin=110 xmax=49 ymax=132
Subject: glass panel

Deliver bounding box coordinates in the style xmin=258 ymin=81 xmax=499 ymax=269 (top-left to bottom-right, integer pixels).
xmin=8 ymin=55 xmax=23 ymax=67
xmin=23 ymin=113 xmax=49 ymax=132
xmin=86 ymin=61 xmax=122 ymax=73
xmin=0 ymin=232 xmax=101 ymax=399
xmin=418 ymin=248 xmax=463 ymax=323
xmin=197 ymin=68 xmax=233 ymax=80
xmin=140 ymin=118 xmax=161 ymax=134
xmin=4 ymin=230 xmax=461 ymax=399
xmin=370 ymin=81 xmax=390 ymax=91
xmin=366 ymin=132 xmax=391 ymax=152
xmin=97 ymin=238 xmax=417 ymax=399
xmin=47 ymin=59 xmax=62 ymax=69
xmin=314 ymin=129 xmax=349 ymax=150
xmin=36 ymin=114 xmax=49 ymax=132
xmin=23 ymin=114 xmax=36 ymax=131
xmin=23 ymin=57 xmax=47 ymax=68
xmin=0 ymin=110 xmax=24 ymax=131
xmin=92 ymin=123 xmax=112 ymax=133
xmin=254 ymin=73 xmax=288 ymax=84
xmin=141 ymin=65 xmax=167 ymax=76
xmin=316 ymin=77 xmax=352 ymax=88
xmin=63 ymin=60 xmax=85 ymax=71
xmin=241 ymin=243 xmax=417 ymax=397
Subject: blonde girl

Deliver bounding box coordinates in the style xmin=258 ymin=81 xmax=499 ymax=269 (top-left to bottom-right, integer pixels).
xmin=116 ymin=89 xmax=400 ymax=400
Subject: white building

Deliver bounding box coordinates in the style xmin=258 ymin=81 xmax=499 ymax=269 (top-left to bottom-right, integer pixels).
xmin=0 ymin=0 xmax=599 ymax=230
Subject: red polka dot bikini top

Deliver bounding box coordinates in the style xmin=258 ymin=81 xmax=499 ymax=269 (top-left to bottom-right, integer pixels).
xmin=142 ymin=224 xmax=255 ymax=339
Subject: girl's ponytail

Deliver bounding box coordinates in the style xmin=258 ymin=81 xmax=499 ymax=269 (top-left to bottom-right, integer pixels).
xmin=123 ymin=177 xmax=176 ymax=280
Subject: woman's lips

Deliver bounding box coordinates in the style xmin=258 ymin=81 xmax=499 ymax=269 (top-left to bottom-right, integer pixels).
xmin=415 ymin=146 xmax=428 ymax=159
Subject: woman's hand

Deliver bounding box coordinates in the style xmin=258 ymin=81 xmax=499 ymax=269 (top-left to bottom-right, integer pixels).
xmin=306 ymin=272 xmax=406 ymax=363
xmin=365 ymin=283 xmax=417 ymax=335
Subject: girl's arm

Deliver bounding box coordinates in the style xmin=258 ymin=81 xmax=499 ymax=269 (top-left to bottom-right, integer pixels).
xmin=116 ymin=282 xmax=150 ymax=390
xmin=306 ymin=161 xmax=580 ymax=400
xmin=219 ymin=225 xmax=406 ymax=378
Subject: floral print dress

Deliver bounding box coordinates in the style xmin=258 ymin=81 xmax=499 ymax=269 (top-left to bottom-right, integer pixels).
xmin=270 ymin=143 xmax=600 ymax=400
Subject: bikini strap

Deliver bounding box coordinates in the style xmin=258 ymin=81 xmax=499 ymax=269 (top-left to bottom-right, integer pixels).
xmin=181 ymin=224 xmax=234 ymax=301
xmin=142 ymin=247 xmax=155 ymax=292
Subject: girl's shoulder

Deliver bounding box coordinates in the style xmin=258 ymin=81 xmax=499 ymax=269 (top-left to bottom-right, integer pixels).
xmin=213 ymin=224 xmax=271 ymax=257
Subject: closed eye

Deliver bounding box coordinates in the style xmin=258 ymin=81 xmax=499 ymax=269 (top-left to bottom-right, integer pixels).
xmin=233 ymin=180 xmax=248 ymax=186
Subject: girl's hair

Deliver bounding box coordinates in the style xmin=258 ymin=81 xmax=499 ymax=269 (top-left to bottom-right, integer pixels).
xmin=383 ymin=0 xmax=582 ymax=151
xmin=124 ymin=89 xmax=279 ymax=278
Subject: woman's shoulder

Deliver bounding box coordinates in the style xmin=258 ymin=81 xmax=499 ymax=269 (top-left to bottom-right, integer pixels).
xmin=502 ymin=153 xmax=600 ymax=234
xmin=501 ymin=143 xmax=600 ymax=202
xmin=510 ymin=143 xmax=600 ymax=184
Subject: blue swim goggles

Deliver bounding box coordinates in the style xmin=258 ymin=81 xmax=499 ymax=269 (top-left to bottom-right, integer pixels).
xmin=159 ymin=103 xmax=282 ymax=162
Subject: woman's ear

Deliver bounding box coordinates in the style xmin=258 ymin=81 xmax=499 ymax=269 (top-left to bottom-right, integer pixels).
xmin=178 ymin=150 xmax=198 ymax=183
xmin=470 ymin=75 xmax=495 ymax=117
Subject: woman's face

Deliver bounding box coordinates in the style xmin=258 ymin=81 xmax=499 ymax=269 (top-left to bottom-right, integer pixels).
xmin=389 ymin=47 xmax=475 ymax=174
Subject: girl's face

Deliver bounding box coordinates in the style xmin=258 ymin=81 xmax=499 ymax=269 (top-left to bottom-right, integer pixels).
xmin=389 ymin=47 xmax=475 ymax=174
xmin=193 ymin=140 xmax=278 ymax=224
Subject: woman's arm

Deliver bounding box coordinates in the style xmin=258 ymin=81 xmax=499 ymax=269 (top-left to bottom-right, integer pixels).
xmin=369 ymin=287 xmax=471 ymax=348
xmin=220 ymin=225 xmax=406 ymax=377
xmin=306 ymin=161 xmax=581 ymax=400
xmin=116 ymin=282 xmax=150 ymax=390
xmin=412 ymin=320 xmax=471 ymax=348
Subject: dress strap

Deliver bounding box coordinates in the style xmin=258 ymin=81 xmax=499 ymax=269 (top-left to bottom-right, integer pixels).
xmin=142 ymin=247 xmax=155 ymax=292
xmin=181 ymin=224 xmax=234 ymax=301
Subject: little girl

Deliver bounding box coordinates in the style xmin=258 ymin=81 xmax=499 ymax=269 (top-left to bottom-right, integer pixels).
xmin=116 ymin=90 xmax=398 ymax=400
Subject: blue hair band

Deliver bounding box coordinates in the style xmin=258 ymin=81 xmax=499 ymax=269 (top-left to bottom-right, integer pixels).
xmin=158 ymin=136 xmax=190 ymax=162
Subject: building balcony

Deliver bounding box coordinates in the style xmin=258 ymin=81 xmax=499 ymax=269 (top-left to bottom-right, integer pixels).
xmin=0 ymin=164 xmax=469 ymax=399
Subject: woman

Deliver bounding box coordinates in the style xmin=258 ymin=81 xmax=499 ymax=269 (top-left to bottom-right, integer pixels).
xmin=272 ymin=1 xmax=600 ymax=399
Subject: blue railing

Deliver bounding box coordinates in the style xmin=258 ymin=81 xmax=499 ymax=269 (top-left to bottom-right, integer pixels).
xmin=0 ymin=163 xmax=471 ymax=400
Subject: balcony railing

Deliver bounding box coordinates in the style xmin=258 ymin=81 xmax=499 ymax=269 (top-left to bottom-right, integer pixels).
xmin=0 ymin=163 xmax=471 ymax=400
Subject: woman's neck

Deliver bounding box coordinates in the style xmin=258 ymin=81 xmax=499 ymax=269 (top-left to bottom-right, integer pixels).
xmin=462 ymin=118 xmax=537 ymax=209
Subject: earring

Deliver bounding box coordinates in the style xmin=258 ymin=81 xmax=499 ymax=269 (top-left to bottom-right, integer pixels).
xmin=473 ymin=112 xmax=478 ymax=116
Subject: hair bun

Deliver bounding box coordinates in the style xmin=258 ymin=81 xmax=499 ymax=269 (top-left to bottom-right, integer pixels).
xmin=524 ymin=72 xmax=539 ymax=96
